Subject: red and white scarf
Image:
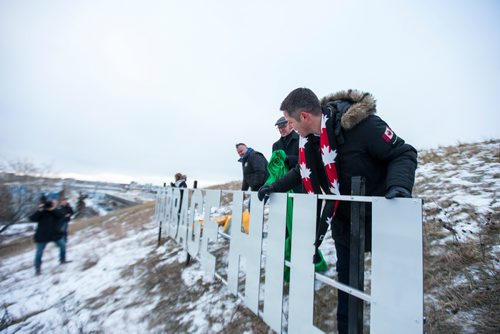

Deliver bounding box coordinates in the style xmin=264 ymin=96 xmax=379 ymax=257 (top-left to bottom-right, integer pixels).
xmin=298 ymin=112 xmax=340 ymax=214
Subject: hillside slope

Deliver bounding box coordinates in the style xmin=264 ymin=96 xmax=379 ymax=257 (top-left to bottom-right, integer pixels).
xmin=415 ymin=139 xmax=499 ymax=333
xmin=0 ymin=203 xmax=267 ymax=333
xmin=1 ymin=139 xmax=498 ymax=333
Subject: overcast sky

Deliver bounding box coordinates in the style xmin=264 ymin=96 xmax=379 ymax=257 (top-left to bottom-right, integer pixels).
xmin=1 ymin=0 xmax=499 ymax=187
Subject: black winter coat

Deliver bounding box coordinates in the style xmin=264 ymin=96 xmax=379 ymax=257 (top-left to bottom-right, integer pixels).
xmin=30 ymin=209 xmax=65 ymax=243
xmin=240 ymin=149 xmax=269 ymax=191
xmin=59 ymin=204 xmax=74 ymax=223
xmin=171 ymin=179 xmax=187 ymax=211
xmin=273 ymin=90 xmax=417 ymax=250
xmin=272 ymin=131 xmax=304 ymax=193
xmin=272 ymin=131 xmax=300 ymax=168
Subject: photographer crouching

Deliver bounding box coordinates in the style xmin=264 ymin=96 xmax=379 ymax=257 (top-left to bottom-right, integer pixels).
xmin=29 ymin=199 xmax=66 ymax=276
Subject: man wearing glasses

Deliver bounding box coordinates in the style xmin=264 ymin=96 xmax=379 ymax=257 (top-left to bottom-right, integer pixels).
xmin=272 ymin=116 xmax=303 ymax=193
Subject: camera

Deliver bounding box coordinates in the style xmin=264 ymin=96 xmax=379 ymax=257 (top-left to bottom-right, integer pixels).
xmin=43 ymin=200 xmax=53 ymax=209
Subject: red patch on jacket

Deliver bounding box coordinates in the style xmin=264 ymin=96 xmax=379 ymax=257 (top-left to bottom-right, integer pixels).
xmin=382 ymin=126 xmax=394 ymax=143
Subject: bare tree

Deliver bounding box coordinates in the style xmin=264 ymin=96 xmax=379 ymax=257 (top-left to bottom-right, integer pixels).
xmin=0 ymin=184 xmax=14 ymax=224
xmin=2 ymin=159 xmax=54 ymax=178
xmin=0 ymin=159 xmax=56 ymax=234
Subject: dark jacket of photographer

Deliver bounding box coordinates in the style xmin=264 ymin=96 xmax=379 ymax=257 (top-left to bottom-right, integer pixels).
xmin=29 ymin=208 xmax=65 ymax=243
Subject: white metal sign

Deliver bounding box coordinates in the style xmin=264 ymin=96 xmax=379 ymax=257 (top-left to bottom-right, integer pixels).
xmin=155 ymin=187 xmax=423 ymax=334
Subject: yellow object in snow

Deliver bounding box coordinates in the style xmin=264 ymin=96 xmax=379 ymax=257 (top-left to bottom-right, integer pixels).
xmin=216 ymin=210 xmax=250 ymax=234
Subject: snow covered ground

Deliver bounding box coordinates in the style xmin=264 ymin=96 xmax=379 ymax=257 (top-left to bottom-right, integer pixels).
xmin=1 ymin=140 xmax=498 ymax=333
xmin=0 ymin=203 xmax=271 ymax=333
xmin=1 ymin=205 xmax=158 ymax=333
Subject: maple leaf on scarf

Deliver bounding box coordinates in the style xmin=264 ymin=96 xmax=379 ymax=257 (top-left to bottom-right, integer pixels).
xmin=326 ymin=216 xmax=332 ymax=226
xmin=321 ymin=113 xmax=329 ymax=129
xmin=321 ymin=145 xmax=337 ymax=166
xmin=330 ymin=179 xmax=340 ymax=195
xmin=299 ymin=135 xmax=308 ymax=148
xmin=299 ymin=162 xmax=311 ymax=180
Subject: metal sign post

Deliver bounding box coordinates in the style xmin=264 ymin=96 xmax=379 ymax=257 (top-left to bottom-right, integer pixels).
xmin=349 ymin=176 xmax=366 ymax=334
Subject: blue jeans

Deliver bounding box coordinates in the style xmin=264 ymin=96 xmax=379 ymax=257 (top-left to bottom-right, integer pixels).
xmin=335 ymin=242 xmax=350 ymax=334
xmin=34 ymin=239 xmax=66 ymax=269
xmin=61 ymin=221 xmax=69 ymax=242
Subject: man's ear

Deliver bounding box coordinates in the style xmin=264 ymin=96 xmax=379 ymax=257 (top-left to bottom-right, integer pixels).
xmin=300 ymin=111 xmax=309 ymax=121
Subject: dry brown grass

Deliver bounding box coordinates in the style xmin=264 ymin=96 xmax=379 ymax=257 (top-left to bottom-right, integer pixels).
xmin=410 ymin=139 xmax=500 ymax=333
xmin=0 ymin=234 xmax=33 ymax=258
xmin=423 ymin=208 xmax=500 ymax=333
xmin=205 ymin=180 xmax=241 ymax=191
xmin=71 ymin=202 xmax=154 ymax=239
xmin=418 ymin=149 xmax=442 ymax=165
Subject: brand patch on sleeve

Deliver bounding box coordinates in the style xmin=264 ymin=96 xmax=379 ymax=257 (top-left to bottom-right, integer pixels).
xmin=382 ymin=126 xmax=394 ymax=143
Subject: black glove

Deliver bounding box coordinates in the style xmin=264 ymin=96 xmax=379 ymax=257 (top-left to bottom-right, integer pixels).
xmin=385 ymin=186 xmax=411 ymax=199
xmin=313 ymin=250 xmax=322 ymax=264
xmin=258 ymin=184 xmax=275 ymax=202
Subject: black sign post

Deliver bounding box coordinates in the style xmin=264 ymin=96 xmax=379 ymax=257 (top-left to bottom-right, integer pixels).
xmin=349 ymin=176 xmax=366 ymax=334
xmin=157 ymin=182 xmax=166 ymax=247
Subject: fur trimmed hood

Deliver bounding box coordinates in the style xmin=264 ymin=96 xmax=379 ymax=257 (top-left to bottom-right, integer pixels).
xmin=320 ymin=90 xmax=377 ymax=130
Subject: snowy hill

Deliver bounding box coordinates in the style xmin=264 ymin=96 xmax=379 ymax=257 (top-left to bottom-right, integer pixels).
xmin=415 ymin=140 xmax=499 ymax=333
xmin=1 ymin=140 xmax=499 ymax=333
xmin=0 ymin=203 xmax=267 ymax=333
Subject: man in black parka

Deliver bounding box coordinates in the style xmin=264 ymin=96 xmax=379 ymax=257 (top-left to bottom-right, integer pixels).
xmin=272 ymin=116 xmax=304 ymax=194
xmin=258 ymin=88 xmax=417 ymax=334
xmin=29 ymin=200 xmax=66 ymax=275
xmin=236 ymin=143 xmax=269 ymax=191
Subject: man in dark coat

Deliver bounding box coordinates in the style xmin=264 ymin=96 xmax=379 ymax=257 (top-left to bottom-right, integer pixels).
xmin=236 ymin=143 xmax=269 ymax=191
xmin=171 ymin=172 xmax=188 ymax=224
xmin=170 ymin=172 xmax=187 ymax=188
xmin=58 ymin=198 xmax=74 ymax=243
xmin=258 ymin=88 xmax=417 ymax=334
xmin=29 ymin=200 xmax=66 ymax=275
xmin=272 ymin=116 xmax=304 ymax=194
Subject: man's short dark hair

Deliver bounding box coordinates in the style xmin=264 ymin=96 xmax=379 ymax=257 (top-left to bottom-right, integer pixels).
xmin=280 ymin=88 xmax=321 ymax=120
xmin=235 ymin=143 xmax=246 ymax=148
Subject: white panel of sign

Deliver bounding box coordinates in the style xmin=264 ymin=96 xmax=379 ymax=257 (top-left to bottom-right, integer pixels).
xmin=227 ymin=191 xmax=264 ymax=314
xmin=187 ymin=189 xmax=203 ymax=257
xmin=262 ymin=193 xmax=288 ymax=332
xmin=175 ymin=189 xmax=189 ymax=249
xmin=370 ymin=197 xmax=423 ymax=334
xmin=287 ymin=194 xmax=323 ymax=334
xmin=199 ymin=190 xmax=221 ymax=278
